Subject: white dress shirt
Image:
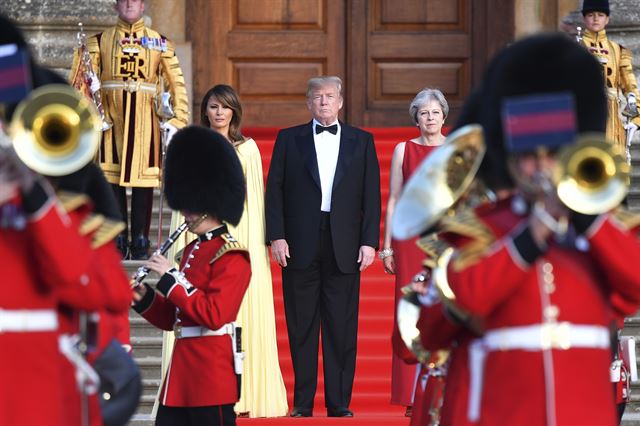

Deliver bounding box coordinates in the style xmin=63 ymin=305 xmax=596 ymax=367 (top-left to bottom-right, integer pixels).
xmin=313 ymin=119 xmax=341 ymax=212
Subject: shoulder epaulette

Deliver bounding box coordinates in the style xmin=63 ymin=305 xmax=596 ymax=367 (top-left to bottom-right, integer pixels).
xmin=92 ymin=218 xmax=126 ymax=249
xmin=78 ymin=213 xmax=126 ymax=248
xmin=57 ymin=190 xmax=90 ymax=213
xmin=439 ymin=208 xmax=496 ymax=271
xmin=612 ymin=207 xmax=640 ymax=231
xmin=416 ymin=233 xmax=450 ymax=269
xmin=210 ymin=233 xmax=248 ymax=264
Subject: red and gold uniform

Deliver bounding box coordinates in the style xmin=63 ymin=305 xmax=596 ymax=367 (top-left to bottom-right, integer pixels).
xmin=440 ymin=196 xmax=640 ymax=426
xmin=581 ymin=29 xmax=640 ymax=152
xmin=70 ymin=17 xmax=189 ymax=188
xmin=133 ymin=225 xmax=251 ymax=407
xmin=0 ymin=183 xmax=94 ymax=426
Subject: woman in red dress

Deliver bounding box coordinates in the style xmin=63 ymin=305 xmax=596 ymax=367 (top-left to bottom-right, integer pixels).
xmin=381 ymin=88 xmax=449 ymax=415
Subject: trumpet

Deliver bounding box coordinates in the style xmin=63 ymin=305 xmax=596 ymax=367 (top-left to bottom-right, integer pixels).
xmin=576 ymin=26 xmax=583 ymax=44
xmin=75 ymin=22 xmax=112 ymax=132
xmin=9 ymin=84 xmax=101 ymax=176
xmin=130 ymin=214 xmax=207 ymax=288
xmin=554 ymin=134 xmax=629 ymax=215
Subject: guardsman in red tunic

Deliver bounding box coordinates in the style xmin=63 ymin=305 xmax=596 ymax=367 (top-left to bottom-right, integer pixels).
xmin=435 ymin=34 xmax=640 ymax=426
xmin=0 ymin=137 xmax=96 ymax=426
xmin=132 ymin=126 xmax=249 ymax=426
xmin=0 ymin=17 xmax=105 ymax=424
xmin=54 ymin=162 xmax=136 ymax=426
xmin=393 ymin=90 xmax=486 ymax=426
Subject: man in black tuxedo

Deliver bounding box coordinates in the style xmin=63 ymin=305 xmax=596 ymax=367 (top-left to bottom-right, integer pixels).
xmin=266 ymin=76 xmax=381 ymax=418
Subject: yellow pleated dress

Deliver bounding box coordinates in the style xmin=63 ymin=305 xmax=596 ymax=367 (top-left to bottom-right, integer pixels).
xmin=155 ymin=138 xmax=288 ymax=418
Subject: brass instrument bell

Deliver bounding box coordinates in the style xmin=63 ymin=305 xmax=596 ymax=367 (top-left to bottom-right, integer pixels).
xmin=392 ymin=124 xmax=486 ymax=240
xmin=554 ymin=133 xmax=629 ymax=215
xmin=10 ymin=84 xmax=101 ymax=176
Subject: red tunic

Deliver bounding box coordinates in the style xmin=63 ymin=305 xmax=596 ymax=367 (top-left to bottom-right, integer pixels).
xmin=446 ymin=199 xmax=640 ymax=426
xmin=391 ymin=141 xmax=438 ymax=406
xmin=55 ymin=197 xmax=133 ymax=426
xmin=135 ymin=229 xmax=251 ymax=407
xmin=0 ymin=193 xmax=93 ymax=426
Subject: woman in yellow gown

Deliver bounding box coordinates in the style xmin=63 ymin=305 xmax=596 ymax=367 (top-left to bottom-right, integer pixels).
xmin=168 ymin=84 xmax=288 ymax=417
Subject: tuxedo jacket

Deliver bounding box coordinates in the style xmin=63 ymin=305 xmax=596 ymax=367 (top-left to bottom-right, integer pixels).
xmin=265 ymin=121 xmax=381 ymax=273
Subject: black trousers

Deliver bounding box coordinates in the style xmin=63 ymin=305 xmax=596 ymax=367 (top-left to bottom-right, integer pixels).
xmin=111 ymin=184 xmax=153 ymax=240
xmin=155 ymin=404 xmax=236 ymax=426
xmin=282 ymin=212 xmax=360 ymax=410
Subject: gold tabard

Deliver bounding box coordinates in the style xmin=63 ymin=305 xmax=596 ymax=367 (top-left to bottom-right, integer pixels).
xmin=581 ymin=29 xmax=640 ymax=152
xmin=70 ymin=18 xmax=190 ymax=188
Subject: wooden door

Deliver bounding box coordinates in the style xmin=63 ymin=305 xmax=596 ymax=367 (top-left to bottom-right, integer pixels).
xmin=187 ymin=0 xmax=345 ymax=127
xmin=186 ymin=0 xmax=513 ymax=127
xmin=348 ymin=0 xmax=473 ymax=127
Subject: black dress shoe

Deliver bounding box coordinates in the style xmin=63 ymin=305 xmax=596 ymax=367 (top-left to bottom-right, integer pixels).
xmin=130 ymin=235 xmax=150 ymax=260
xmin=290 ymin=408 xmax=312 ymax=417
xmin=115 ymin=234 xmax=129 ymax=260
xmin=327 ymin=407 xmax=353 ymax=417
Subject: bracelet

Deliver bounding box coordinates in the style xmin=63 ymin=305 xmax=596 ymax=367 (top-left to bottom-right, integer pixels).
xmin=378 ymin=247 xmax=394 ymax=260
xmin=533 ymin=202 xmax=568 ymax=236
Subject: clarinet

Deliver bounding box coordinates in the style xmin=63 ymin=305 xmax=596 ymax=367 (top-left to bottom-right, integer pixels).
xmin=130 ymin=221 xmax=189 ymax=288
xmin=76 ymin=22 xmax=112 ymax=131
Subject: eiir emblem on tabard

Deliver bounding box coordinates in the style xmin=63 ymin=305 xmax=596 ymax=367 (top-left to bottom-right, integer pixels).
xmin=116 ymin=49 xmax=147 ymax=79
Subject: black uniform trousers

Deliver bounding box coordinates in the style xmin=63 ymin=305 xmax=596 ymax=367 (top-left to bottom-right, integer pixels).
xmin=282 ymin=212 xmax=360 ymax=410
xmin=112 ymin=184 xmax=153 ymax=240
xmin=156 ymin=403 xmax=236 ymax=426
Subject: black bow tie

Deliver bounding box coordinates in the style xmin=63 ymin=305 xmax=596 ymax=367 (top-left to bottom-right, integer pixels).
xmin=315 ymin=124 xmax=338 ymax=135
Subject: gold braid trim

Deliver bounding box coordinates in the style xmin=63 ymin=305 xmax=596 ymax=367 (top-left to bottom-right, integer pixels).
xmin=57 ymin=190 xmax=90 ymax=213
xmin=210 ymin=233 xmax=248 ymax=264
xmin=612 ymin=207 xmax=640 ymax=231
xmin=91 ymin=218 xmax=125 ymax=248
xmin=79 ymin=213 xmax=104 ymax=236
xmin=439 ymin=209 xmax=496 ymax=271
xmin=78 ymin=213 xmax=126 ymax=248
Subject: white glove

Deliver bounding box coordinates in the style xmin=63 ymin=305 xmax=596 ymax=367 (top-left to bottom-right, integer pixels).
xmin=628 ymin=93 xmax=637 ymax=107
xmin=160 ymin=122 xmax=178 ymax=148
xmin=624 ymin=122 xmax=638 ymax=145
xmin=88 ymin=72 xmax=101 ymax=93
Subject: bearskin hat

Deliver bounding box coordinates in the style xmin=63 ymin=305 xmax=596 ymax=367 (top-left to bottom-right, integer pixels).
xmin=582 ymin=0 xmax=609 ymax=16
xmin=473 ymin=32 xmax=607 ymax=191
xmin=163 ymin=126 xmax=245 ymax=226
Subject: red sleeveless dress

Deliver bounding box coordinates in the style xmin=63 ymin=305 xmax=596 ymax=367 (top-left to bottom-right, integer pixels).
xmin=390 ymin=140 xmax=438 ymax=406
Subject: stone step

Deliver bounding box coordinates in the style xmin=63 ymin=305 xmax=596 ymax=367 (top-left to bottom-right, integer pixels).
xmin=131 ymin=336 xmax=163 ymax=358
xmin=134 ymin=394 xmax=157 ymax=416
xmin=130 ymin=318 xmax=163 ymax=339
xmin=137 ymin=356 xmax=163 ymax=381
xmin=127 ymin=413 xmax=154 ymax=426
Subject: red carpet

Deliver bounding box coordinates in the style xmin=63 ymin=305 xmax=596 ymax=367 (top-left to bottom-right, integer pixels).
xmin=238 ymin=127 xmax=419 ymax=425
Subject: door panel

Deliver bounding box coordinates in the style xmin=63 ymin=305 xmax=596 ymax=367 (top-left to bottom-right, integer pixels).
xmin=188 ymin=0 xmax=345 ymax=128
xmin=349 ymin=0 xmax=471 ymax=127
